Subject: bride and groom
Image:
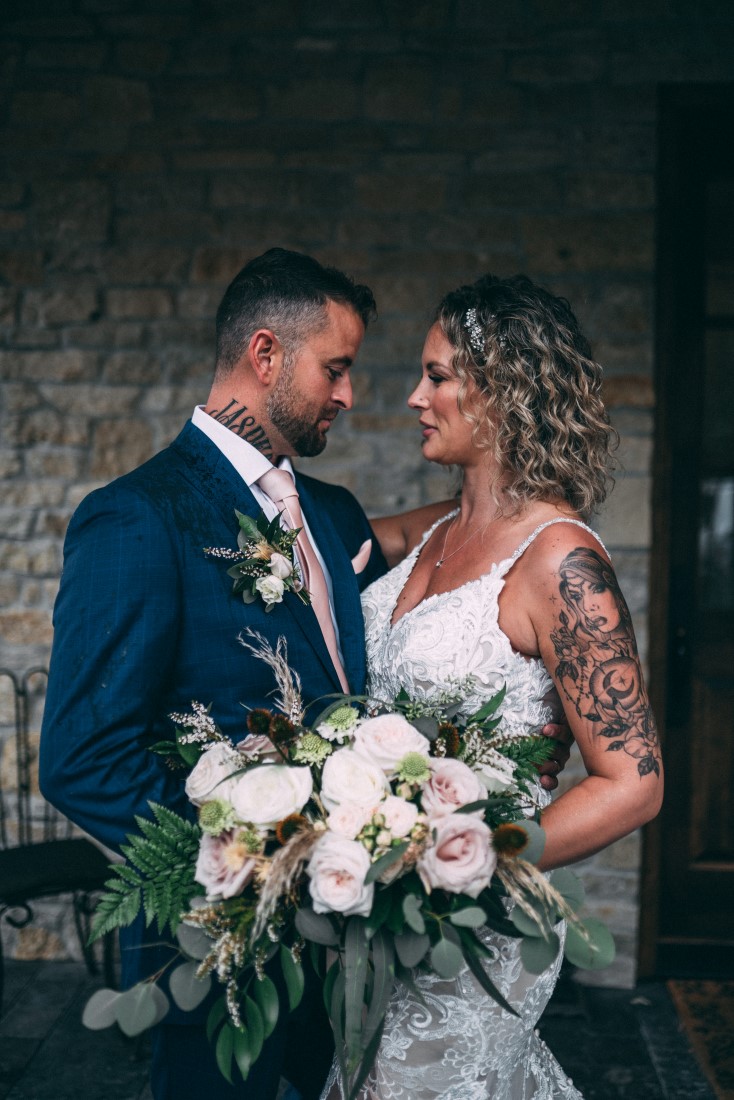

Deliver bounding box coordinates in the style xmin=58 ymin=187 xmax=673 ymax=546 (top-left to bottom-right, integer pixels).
xmin=39 ymin=247 xmax=662 ymax=1100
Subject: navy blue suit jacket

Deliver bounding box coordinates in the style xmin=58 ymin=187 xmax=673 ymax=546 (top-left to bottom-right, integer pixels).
xmin=39 ymin=420 xmax=387 ymax=995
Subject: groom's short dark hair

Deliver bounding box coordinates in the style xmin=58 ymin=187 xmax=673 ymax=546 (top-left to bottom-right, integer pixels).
xmin=214 ymin=247 xmax=377 ymax=377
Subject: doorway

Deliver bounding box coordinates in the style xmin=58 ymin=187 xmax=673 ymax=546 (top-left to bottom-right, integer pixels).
xmin=642 ymin=85 xmax=734 ymax=976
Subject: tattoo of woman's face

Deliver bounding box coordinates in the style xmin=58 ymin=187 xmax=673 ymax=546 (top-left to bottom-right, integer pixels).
xmin=550 ymin=547 xmax=660 ymax=780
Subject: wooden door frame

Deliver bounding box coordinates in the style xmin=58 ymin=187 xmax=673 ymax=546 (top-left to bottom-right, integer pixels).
xmin=640 ymin=83 xmax=734 ymax=977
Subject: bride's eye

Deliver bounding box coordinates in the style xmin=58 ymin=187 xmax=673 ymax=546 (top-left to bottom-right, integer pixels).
xmin=428 ymin=372 xmax=445 ymax=385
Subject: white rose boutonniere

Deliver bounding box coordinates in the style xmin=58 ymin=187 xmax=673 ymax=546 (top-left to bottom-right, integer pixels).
xmin=205 ymin=509 xmax=310 ymax=612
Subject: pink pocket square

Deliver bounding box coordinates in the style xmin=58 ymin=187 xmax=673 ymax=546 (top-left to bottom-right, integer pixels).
xmin=351 ymin=538 xmax=372 ymax=574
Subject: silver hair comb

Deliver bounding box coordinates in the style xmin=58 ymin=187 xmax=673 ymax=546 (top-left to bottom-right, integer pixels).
xmin=463 ymin=307 xmax=485 ymax=360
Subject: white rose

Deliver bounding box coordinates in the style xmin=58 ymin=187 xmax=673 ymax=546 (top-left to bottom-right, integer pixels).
xmin=327 ymin=802 xmax=371 ymax=840
xmin=230 ymin=764 xmax=312 ymax=828
xmin=421 ymin=758 xmax=487 ymax=817
xmin=418 ymin=813 xmax=496 ymax=898
xmin=307 ymin=833 xmax=374 ymax=917
xmin=320 ymin=748 xmax=389 ymax=812
xmin=380 ymin=795 xmax=419 ymax=838
xmin=269 ymin=553 xmax=293 ymax=580
xmin=352 ymin=714 xmax=431 ymax=775
xmin=194 ymin=830 xmax=256 ymax=900
xmin=185 ymin=742 xmax=241 ymax=806
xmin=255 ymin=575 xmax=285 ymax=606
xmin=476 ymin=749 xmax=517 ymax=794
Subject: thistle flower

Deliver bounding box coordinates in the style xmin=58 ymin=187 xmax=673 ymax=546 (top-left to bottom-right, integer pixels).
xmin=270 ymin=714 xmax=297 ymax=747
xmin=275 ymin=814 xmax=308 ymax=845
xmin=317 ymin=704 xmax=360 ymax=744
xmin=435 ymin=722 xmax=461 ymax=758
xmin=397 ymin=751 xmax=431 ymax=785
xmin=493 ymin=822 xmax=529 ymax=856
xmin=291 ymin=732 xmax=332 ymax=766
xmin=199 ymin=798 xmax=237 ymax=836
xmin=248 ymin=708 xmax=274 ymax=736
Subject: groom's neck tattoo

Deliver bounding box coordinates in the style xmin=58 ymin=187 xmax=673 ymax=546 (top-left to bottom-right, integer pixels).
xmin=208 ymin=399 xmax=274 ymax=459
xmin=549 ymin=546 xmax=661 ymax=781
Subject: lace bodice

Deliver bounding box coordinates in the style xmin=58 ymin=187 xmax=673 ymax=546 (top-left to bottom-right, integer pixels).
xmin=321 ymin=515 xmax=601 ymax=1100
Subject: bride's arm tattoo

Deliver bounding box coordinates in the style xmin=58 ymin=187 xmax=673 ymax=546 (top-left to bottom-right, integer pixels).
xmin=208 ymin=399 xmax=273 ymax=459
xmin=549 ymin=546 xmax=661 ymax=780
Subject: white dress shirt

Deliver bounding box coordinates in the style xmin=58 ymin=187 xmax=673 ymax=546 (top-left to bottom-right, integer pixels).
xmin=191 ymin=406 xmax=343 ymax=655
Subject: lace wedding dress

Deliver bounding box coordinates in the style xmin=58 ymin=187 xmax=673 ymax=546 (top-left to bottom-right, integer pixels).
xmin=321 ymin=515 xmax=602 ymax=1100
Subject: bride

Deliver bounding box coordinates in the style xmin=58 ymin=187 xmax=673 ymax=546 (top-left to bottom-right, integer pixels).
xmin=321 ymin=273 xmax=663 ymax=1099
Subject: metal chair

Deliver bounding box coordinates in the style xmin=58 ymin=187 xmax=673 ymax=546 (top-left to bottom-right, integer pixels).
xmin=0 ymin=667 xmax=116 ymax=1008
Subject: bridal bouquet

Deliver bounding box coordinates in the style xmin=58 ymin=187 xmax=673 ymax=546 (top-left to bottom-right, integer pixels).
xmin=83 ymin=633 xmax=613 ymax=1100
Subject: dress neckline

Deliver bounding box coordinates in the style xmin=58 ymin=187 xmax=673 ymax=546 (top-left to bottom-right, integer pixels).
xmin=388 ymin=512 xmax=607 ymax=631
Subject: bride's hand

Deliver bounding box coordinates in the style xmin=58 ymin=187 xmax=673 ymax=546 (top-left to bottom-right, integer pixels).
xmin=538 ymin=720 xmax=573 ymax=791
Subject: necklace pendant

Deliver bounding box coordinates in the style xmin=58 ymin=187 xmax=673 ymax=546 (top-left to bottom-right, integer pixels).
xmin=435 ymin=560 xmax=443 ymax=568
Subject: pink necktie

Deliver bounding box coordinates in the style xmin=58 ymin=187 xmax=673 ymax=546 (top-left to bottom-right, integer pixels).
xmin=257 ymin=467 xmax=350 ymax=693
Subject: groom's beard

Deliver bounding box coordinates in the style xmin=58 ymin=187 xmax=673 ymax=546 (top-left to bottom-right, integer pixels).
xmin=268 ymin=362 xmax=334 ymax=458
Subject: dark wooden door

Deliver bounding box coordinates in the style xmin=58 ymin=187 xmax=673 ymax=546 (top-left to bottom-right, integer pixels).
xmin=642 ymin=86 xmax=734 ymax=976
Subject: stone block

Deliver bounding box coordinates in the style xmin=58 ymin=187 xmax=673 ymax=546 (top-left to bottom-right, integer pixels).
xmin=99 ymin=246 xmax=189 ymax=284
xmin=0 ymin=450 xmax=22 ymax=478
xmin=0 ymin=608 xmax=53 ymax=646
xmin=25 ymin=40 xmax=106 ymax=69
xmin=610 ymin=409 xmax=653 ymax=438
xmin=10 ymin=90 xmax=81 ymax=126
xmin=509 ymin=48 xmax=604 ymax=83
xmin=0 ymin=350 xmax=99 ymax=383
xmin=603 ymin=375 xmax=654 ymax=409
xmin=0 ymin=210 xmax=25 ymax=231
xmin=595 ymin=340 xmax=653 ymax=377
xmin=113 ymin=39 xmax=169 ymax=75
xmin=521 ymin=213 xmax=654 ymax=273
xmin=0 ymin=249 xmax=44 ymax=286
xmin=191 ymin=247 xmax=251 ymax=283
xmin=106 ymin=287 xmax=174 ymax=320
xmin=566 ymin=172 xmax=654 ymax=210
xmin=64 ymin=321 xmax=146 ymax=348
xmin=596 ymin=830 xmax=642 ymax=871
xmin=0 ymin=542 xmax=60 ymax=576
xmin=172 ymin=148 xmax=277 ymax=172
xmin=1 ymin=481 xmax=65 ymax=508
xmin=364 ymin=59 xmax=435 ymax=122
xmin=267 ymin=77 xmax=360 ymax=120
xmin=102 ymin=351 xmax=161 ymax=384
xmin=186 ymin=81 xmax=260 ymax=121
xmin=115 ymin=209 xmax=219 ymax=242
xmin=3 ymin=410 xmax=90 ymax=448
xmin=0 ymin=181 xmax=25 ymax=206
xmin=90 ymin=418 xmax=153 ymax=479
xmin=39 ymin=382 xmax=140 ymax=417
xmin=33 ymin=178 xmax=111 ymax=243
xmin=464 ymin=172 xmax=563 ymax=210
xmin=84 ymin=74 xmax=152 ymax=122
xmin=0 ymin=509 xmax=34 ymax=539
xmin=23 ymin=450 xmax=83 ymax=480
xmin=356 ymin=174 xmax=447 ymax=213
xmin=176 ymin=287 xmax=222 ymax=319
xmin=20 ymin=284 xmax=99 ymax=326
xmin=595 ymin=476 xmax=651 ymax=550
xmin=615 ymin=434 xmax=652 ymax=476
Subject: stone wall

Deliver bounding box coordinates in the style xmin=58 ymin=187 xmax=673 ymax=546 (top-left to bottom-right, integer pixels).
xmin=2 ymin=0 xmax=733 ymax=983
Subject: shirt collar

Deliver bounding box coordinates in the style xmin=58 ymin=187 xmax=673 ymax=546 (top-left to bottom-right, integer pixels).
xmin=192 ymin=405 xmax=295 ymax=484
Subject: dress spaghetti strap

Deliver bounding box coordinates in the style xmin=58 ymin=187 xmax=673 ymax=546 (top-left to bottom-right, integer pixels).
xmin=505 ymin=517 xmax=609 ymax=572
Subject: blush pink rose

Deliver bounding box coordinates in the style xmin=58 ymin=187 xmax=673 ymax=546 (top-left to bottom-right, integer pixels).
xmin=418 ymin=813 xmax=496 ymax=898
xmin=307 ymin=833 xmax=374 ymax=917
xmin=421 ymin=758 xmax=487 ymax=817
xmin=194 ymin=829 xmax=257 ymax=900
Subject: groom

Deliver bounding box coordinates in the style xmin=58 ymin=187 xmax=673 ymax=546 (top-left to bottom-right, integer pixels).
xmin=39 ymin=248 xmax=387 ymax=1100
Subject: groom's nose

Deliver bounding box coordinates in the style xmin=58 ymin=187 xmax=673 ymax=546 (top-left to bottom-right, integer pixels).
xmin=332 ymin=372 xmax=353 ymax=410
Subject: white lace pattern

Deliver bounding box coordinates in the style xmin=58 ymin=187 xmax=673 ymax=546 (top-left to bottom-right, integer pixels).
xmin=321 ymin=516 xmax=603 ymax=1099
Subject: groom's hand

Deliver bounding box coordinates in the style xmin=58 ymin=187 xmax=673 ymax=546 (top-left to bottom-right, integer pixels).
xmin=538 ymin=720 xmax=573 ymax=791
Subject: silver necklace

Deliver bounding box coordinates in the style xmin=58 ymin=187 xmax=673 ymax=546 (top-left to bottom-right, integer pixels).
xmin=435 ymin=517 xmax=486 ymax=568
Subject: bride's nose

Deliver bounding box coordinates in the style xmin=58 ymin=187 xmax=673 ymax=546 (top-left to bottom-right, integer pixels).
xmin=408 ymin=377 xmax=430 ymax=409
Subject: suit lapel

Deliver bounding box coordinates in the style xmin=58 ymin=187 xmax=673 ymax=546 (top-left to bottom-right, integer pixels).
xmin=296 ymin=476 xmax=366 ymax=694
xmin=170 ymin=422 xmax=344 ymax=692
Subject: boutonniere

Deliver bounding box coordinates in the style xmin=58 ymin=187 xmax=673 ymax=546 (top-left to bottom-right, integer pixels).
xmin=205 ymin=510 xmax=311 ymax=611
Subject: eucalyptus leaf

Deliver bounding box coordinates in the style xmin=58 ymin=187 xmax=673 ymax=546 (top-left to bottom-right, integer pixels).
xmin=295 ymin=907 xmax=339 ymax=945
xmin=410 ymin=715 xmax=440 ymax=739
xmin=233 ymin=1026 xmax=252 ymax=1081
xmin=245 ymin=996 xmax=264 ymax=1063
xmin=280 ymin=944 xmax=305 ymax=1011
xmin=510 ymin=905 xmax=547 ymax=938
xmin=365 ymin=841 xmax=409 ymax=886
xmin=449 ymin=906 xmax=487 ymax=928
xmin=549 ymin=867 xmax=585 ymax=912
xmin=364 ymin=928 xmax=395 ymax=1042
xmin=82 ymin=988 xmax=121 ymax=1030
xmin=115 ymin=983 xmax=169 ymax=1037
xmin=468 ymin=687 xmax=506 ymax=723
xmin=564 ymin=918 xmax=615 ymax=970
xmin=430 ymin=936 xmax=465 ymax=980
xmin=458 ymin=934 xmax=518 ymax=1017
xmin=513 ymin=818 xmax=546 ymax=865
xmin=176 ymin=921 xmax=212 ymax=960
xmin=215 ymin=1021 xmax=235 ymax=1085
xmin=206 ymin=997 xmax=228 ymax=1043
xmin=169 ymin=960 xmax=212 ymax=1011
xmin=364 ymin=885 xmax=392 ymax=938
xmin=402 ymin=892 xmax=425 ymax=934
xmin=394 ymin=931 xmax=430 ymax=968
xmin=344 ymin=918 xmax=370 ymax=1063
xmin=520 ymin=931 xmax=561 ymax=974
xmin=236 ymin=511 xmax=262 ymax=539
xmin=252 ymin=975 xmax=279 ymax=1039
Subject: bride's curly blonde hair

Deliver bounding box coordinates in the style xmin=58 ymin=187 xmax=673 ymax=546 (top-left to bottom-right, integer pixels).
xmin=435 ymin=274 xmax=616 ymax=518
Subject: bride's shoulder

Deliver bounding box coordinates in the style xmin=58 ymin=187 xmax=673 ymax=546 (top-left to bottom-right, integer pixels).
xmin=513 ymin=513 xmax=609 ymax=582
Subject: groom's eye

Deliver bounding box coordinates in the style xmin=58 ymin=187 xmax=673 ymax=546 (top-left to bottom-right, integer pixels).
xmin=326 ymin=367 xmax=343 ymax=382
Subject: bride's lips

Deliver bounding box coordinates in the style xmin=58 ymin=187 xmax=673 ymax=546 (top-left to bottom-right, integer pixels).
xmin=419 ymin=420 xmax=437 ymax=438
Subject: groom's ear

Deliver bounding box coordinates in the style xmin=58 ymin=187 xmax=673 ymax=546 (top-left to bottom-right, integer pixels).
xmin=248 ymin=328 xmax=283 ymax=387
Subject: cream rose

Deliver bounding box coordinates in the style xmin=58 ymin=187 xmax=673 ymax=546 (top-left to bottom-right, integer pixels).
xmin=255 ymin=575 xmax=285 ymax=606
xmin=352 ymin=714 xmax=431 ymax=775
xmin=380 ymin=795 xmax=419 ymax=838
xmin=326 ymin=802 xmax=371 ymax=840
xmin=418 ymin=813 xmax=496 ymax=898
xmin=307 ymin=833 xmax=374 ymax=917
xmin=194 ymin=829 xmax=257 ymax=900
xmin=185 ymin=742 xmax=241 ymax=806
xmin=230 ymin=764 xmax=312 ymax=828
xmin=320 ymin=747 xmax=388 ymax=812
xmin=421 ymin=758 xmax=487 ymax=817
xmin=269 ymin=553 xmax=293 ymax=580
